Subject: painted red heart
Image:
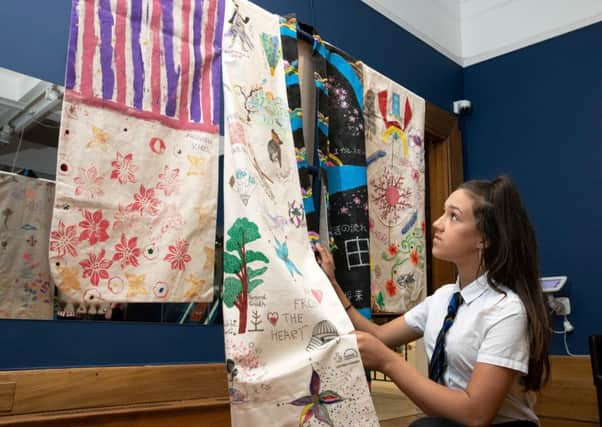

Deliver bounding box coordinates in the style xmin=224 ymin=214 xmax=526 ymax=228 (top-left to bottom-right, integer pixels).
xmin=267 ymin=312 xmax=279 ymax=326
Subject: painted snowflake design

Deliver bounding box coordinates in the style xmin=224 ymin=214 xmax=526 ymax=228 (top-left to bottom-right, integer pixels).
xmin=370 ymin=166 xmax=412 ymax=226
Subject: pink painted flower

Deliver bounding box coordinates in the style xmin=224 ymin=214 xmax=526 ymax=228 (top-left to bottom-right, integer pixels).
xmin=164 ymin=239 xmax=192 ymax=271
xmin=127 ymin=185 xmax=161 ymax=216
xmin=79 ymin=249 xmax=113 ymax=286
xmin=74 ymin=166 xmax=104 ymax=199
xmin=112 ymin=204 xmax=136 ymax=232
xmin=110 ymin=152 xmax=138 ymax=184
xmin=411 ymin=168 xmax=421 ymax=183
xmin=49 ymin=220 xmax=78 ymax=257
xmin=156 ymin=165 xmax=181 ymax=196
xmin=113 ymin=234 xmax=141 ymax=268
xmin=78 ymin=209 xmax=110 ymax=245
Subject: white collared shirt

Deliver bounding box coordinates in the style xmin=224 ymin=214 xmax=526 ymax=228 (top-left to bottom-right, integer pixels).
xmin=405 ymin=273 xmax=539 ymax=425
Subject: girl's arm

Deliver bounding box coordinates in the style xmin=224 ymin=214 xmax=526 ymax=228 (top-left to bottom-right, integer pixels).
xmin=356 ymin=331 xmax=517 ymax=427
xmin=315 ymin=243 xmax=421 ymax=347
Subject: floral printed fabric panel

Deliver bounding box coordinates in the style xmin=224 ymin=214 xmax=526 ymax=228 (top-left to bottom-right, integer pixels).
xmin=50 ymin=0 xmax=224 ymax=305
xmin=222 ymin=1 xmax=378 ymax=425
xmin=362 ymin=64 xmax=427 ymax=313
xmin=0 ymin=174 xmax=55 ymax=319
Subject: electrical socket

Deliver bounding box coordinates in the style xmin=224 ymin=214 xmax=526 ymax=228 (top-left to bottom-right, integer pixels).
xmin=552 ymin=297 xmax=571 ymax=316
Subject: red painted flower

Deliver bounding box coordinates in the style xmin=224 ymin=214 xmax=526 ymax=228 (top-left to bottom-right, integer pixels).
xmin=127 ymin=185 xmax=161 ymax=216
xmin=78 ymin=209 xmax=110 ymax=245
xmin=410 ymin=249 xmax=419 ymax=266
xmin=79 ymin=249 xmax=113 ymax=286
xmin=164 ymin=239 xmax=192 ymax=271
xmin=50 ymin=220 xmax=78 ymax=257
xmin=110 ymin=152 xmax=138 ymax=184
xmin=388 ymin=244 xmax=399 ymax=257
xmin=386 ymin=279 xmax=397 ymax=296
xmin=113 ymin=234 xmax=141 ymax=268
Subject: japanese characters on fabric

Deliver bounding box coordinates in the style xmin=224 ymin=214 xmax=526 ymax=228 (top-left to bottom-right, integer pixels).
xmin=281 ymin=20 xmax=372 ymax=318
xmin=222 ymin=1 xmax=379 ymax=426
xmin=362 ymin=64 xmax=427 ymax=314
xmin=50 ymin=0 xmax=224 ymax=307
xmin=0 ymin=174 xmax=55 ymax=319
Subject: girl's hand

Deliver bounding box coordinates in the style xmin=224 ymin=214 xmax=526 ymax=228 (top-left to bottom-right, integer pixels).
xmin=314 ymin=243 xmax=336 ymax=283
xmin=354 ymin=330 xmax=396 ymax=372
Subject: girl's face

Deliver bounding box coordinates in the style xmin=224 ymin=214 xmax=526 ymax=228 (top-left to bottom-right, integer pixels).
xmin=432 ymin=189 xmax=484 ymax=264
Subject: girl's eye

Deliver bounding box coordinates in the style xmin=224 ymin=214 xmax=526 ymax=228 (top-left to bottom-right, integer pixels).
xmin=451 ymin=213 xmax=458 ymax=221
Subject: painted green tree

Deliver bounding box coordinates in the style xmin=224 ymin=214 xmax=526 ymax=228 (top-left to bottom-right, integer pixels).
xmin=223 ymin=217 xmax=269 ymax=334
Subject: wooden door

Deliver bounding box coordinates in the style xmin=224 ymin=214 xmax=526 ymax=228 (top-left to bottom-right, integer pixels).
xmin=425 ymin=102 xmax=464 ymax=294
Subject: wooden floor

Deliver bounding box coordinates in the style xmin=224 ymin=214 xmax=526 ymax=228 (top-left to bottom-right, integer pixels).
xmin=370 ymin=378 xmax=600 ymax=427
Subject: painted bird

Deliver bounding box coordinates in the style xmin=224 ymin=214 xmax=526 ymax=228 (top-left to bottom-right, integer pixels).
xmin=274 ymin=237 xmax=302 ymax=278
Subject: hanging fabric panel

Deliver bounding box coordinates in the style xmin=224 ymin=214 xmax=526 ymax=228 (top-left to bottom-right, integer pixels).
xmin=50 ymin=0 xmax=224 ymax=305
xmin=0 ymin=174 xmax=55 ymax=319
xmin=222 ymin=1 xmax=378 ymax=425
xmin=281 ymin=20 xmax=372 ymax=318
xmin=362 ymin=63 xmax=427 ymax=313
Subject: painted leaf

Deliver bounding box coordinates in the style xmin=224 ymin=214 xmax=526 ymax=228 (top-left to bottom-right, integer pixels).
xmin=224 ymin=252 xmax=242 ymax=274
xmin=245 ymin=249 xmax=269 ymax=264
xmin=248 ymin=278 xmax=264 ymax=294
xmin=222 ymin=277 xmax=243 ymax=307
xmin=226 ymin=217 xmax=261 ymax=252
xmin=247 ymin=265 xmax=268 ymax=280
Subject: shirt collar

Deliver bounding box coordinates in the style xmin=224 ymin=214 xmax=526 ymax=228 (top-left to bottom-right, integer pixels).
xmin=453 ymin=272 xmax=490 ymax=305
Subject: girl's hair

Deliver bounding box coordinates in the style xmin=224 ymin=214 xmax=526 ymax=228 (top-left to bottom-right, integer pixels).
xmin=459 ymin=176 xmax=550 ymax=391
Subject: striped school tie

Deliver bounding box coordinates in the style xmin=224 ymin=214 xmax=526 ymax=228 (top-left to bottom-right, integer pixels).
xmin=428 ymin=291 xmax=463 ymax=384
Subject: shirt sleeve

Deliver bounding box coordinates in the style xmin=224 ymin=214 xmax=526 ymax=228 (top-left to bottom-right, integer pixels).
xmin=404 ymin=294 xmax=431 ymax=335
xmin=477 ymin=303 xmax=530 ymax=374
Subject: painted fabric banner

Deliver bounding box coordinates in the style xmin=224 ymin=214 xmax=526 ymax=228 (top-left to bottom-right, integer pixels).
xmin=280 ymin=20 xmax=371 ymax=318
xmin=222 ymin=1 xmax=378 ymax=425
xmin=0 ymin=174 xmax=55 ymax=319
xmin=362 ymin=64 xmax=427 ymax=313
xmin=50 ymin=0 xmax=223 ymax=306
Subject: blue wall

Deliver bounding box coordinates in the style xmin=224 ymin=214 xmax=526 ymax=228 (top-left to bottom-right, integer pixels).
xmin=463 ymin=22 xmax=602 ymax=355
xmin=0 ymin=0 xmax=462 ymax=369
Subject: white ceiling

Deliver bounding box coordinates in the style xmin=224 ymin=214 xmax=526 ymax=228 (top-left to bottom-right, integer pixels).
xmin=362 ymin=0 xmax=602 ymax=66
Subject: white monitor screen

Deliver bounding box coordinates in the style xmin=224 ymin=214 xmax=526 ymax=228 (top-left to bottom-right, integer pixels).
xmin=540 ymin=276 xmax=567 ymax=293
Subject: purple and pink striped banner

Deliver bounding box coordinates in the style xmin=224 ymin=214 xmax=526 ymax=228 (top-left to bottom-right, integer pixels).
xmin=66 ymin=0 xmax=223 ymax=133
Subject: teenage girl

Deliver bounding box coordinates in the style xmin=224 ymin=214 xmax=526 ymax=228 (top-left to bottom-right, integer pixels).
xmin=316 ymin=176 xmax=550 ymax=427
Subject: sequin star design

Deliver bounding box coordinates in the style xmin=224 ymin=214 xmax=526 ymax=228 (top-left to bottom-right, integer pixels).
xmin=290 ymin=368 xmax=344 ymax=427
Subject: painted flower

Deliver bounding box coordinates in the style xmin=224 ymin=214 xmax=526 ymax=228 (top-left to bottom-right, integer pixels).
xmin=78 ymin=209 xmax=110 ymax=245
xmin=164 ymin=239 xmax=192 ymax=271
xmin=152 ymin=204 xmax=183 ymax=234
xmin=290 ymin=368 xmax=344 ymax=427
xmin=113 ymin=234 xmax=141 ymax=268
xmin=127 ymin=185 xmax=161 ymax=216
xmin=79 ymin=249 xmax=113 ymax=286
xmin=110 ymin=152 xmax=138 ymax=184
xmin=74 ymin=166 xmax=104 ymax=199
xmin=156 ymin=165 xmax=181 ymax=196
xmin=386 ymin=279 xmax=397 ymax=297
xmin=388 ymin=244 xmax=399 ymax=257
xmin=410 ymin=249 xmax=419 ymax=266
xmin=112 ymin=204 xmax=137 ymax=232
xmin=49 ymin=220 xmax=78 ymax=257
xmin=411 ymin=168 xmax=421 ymax=183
